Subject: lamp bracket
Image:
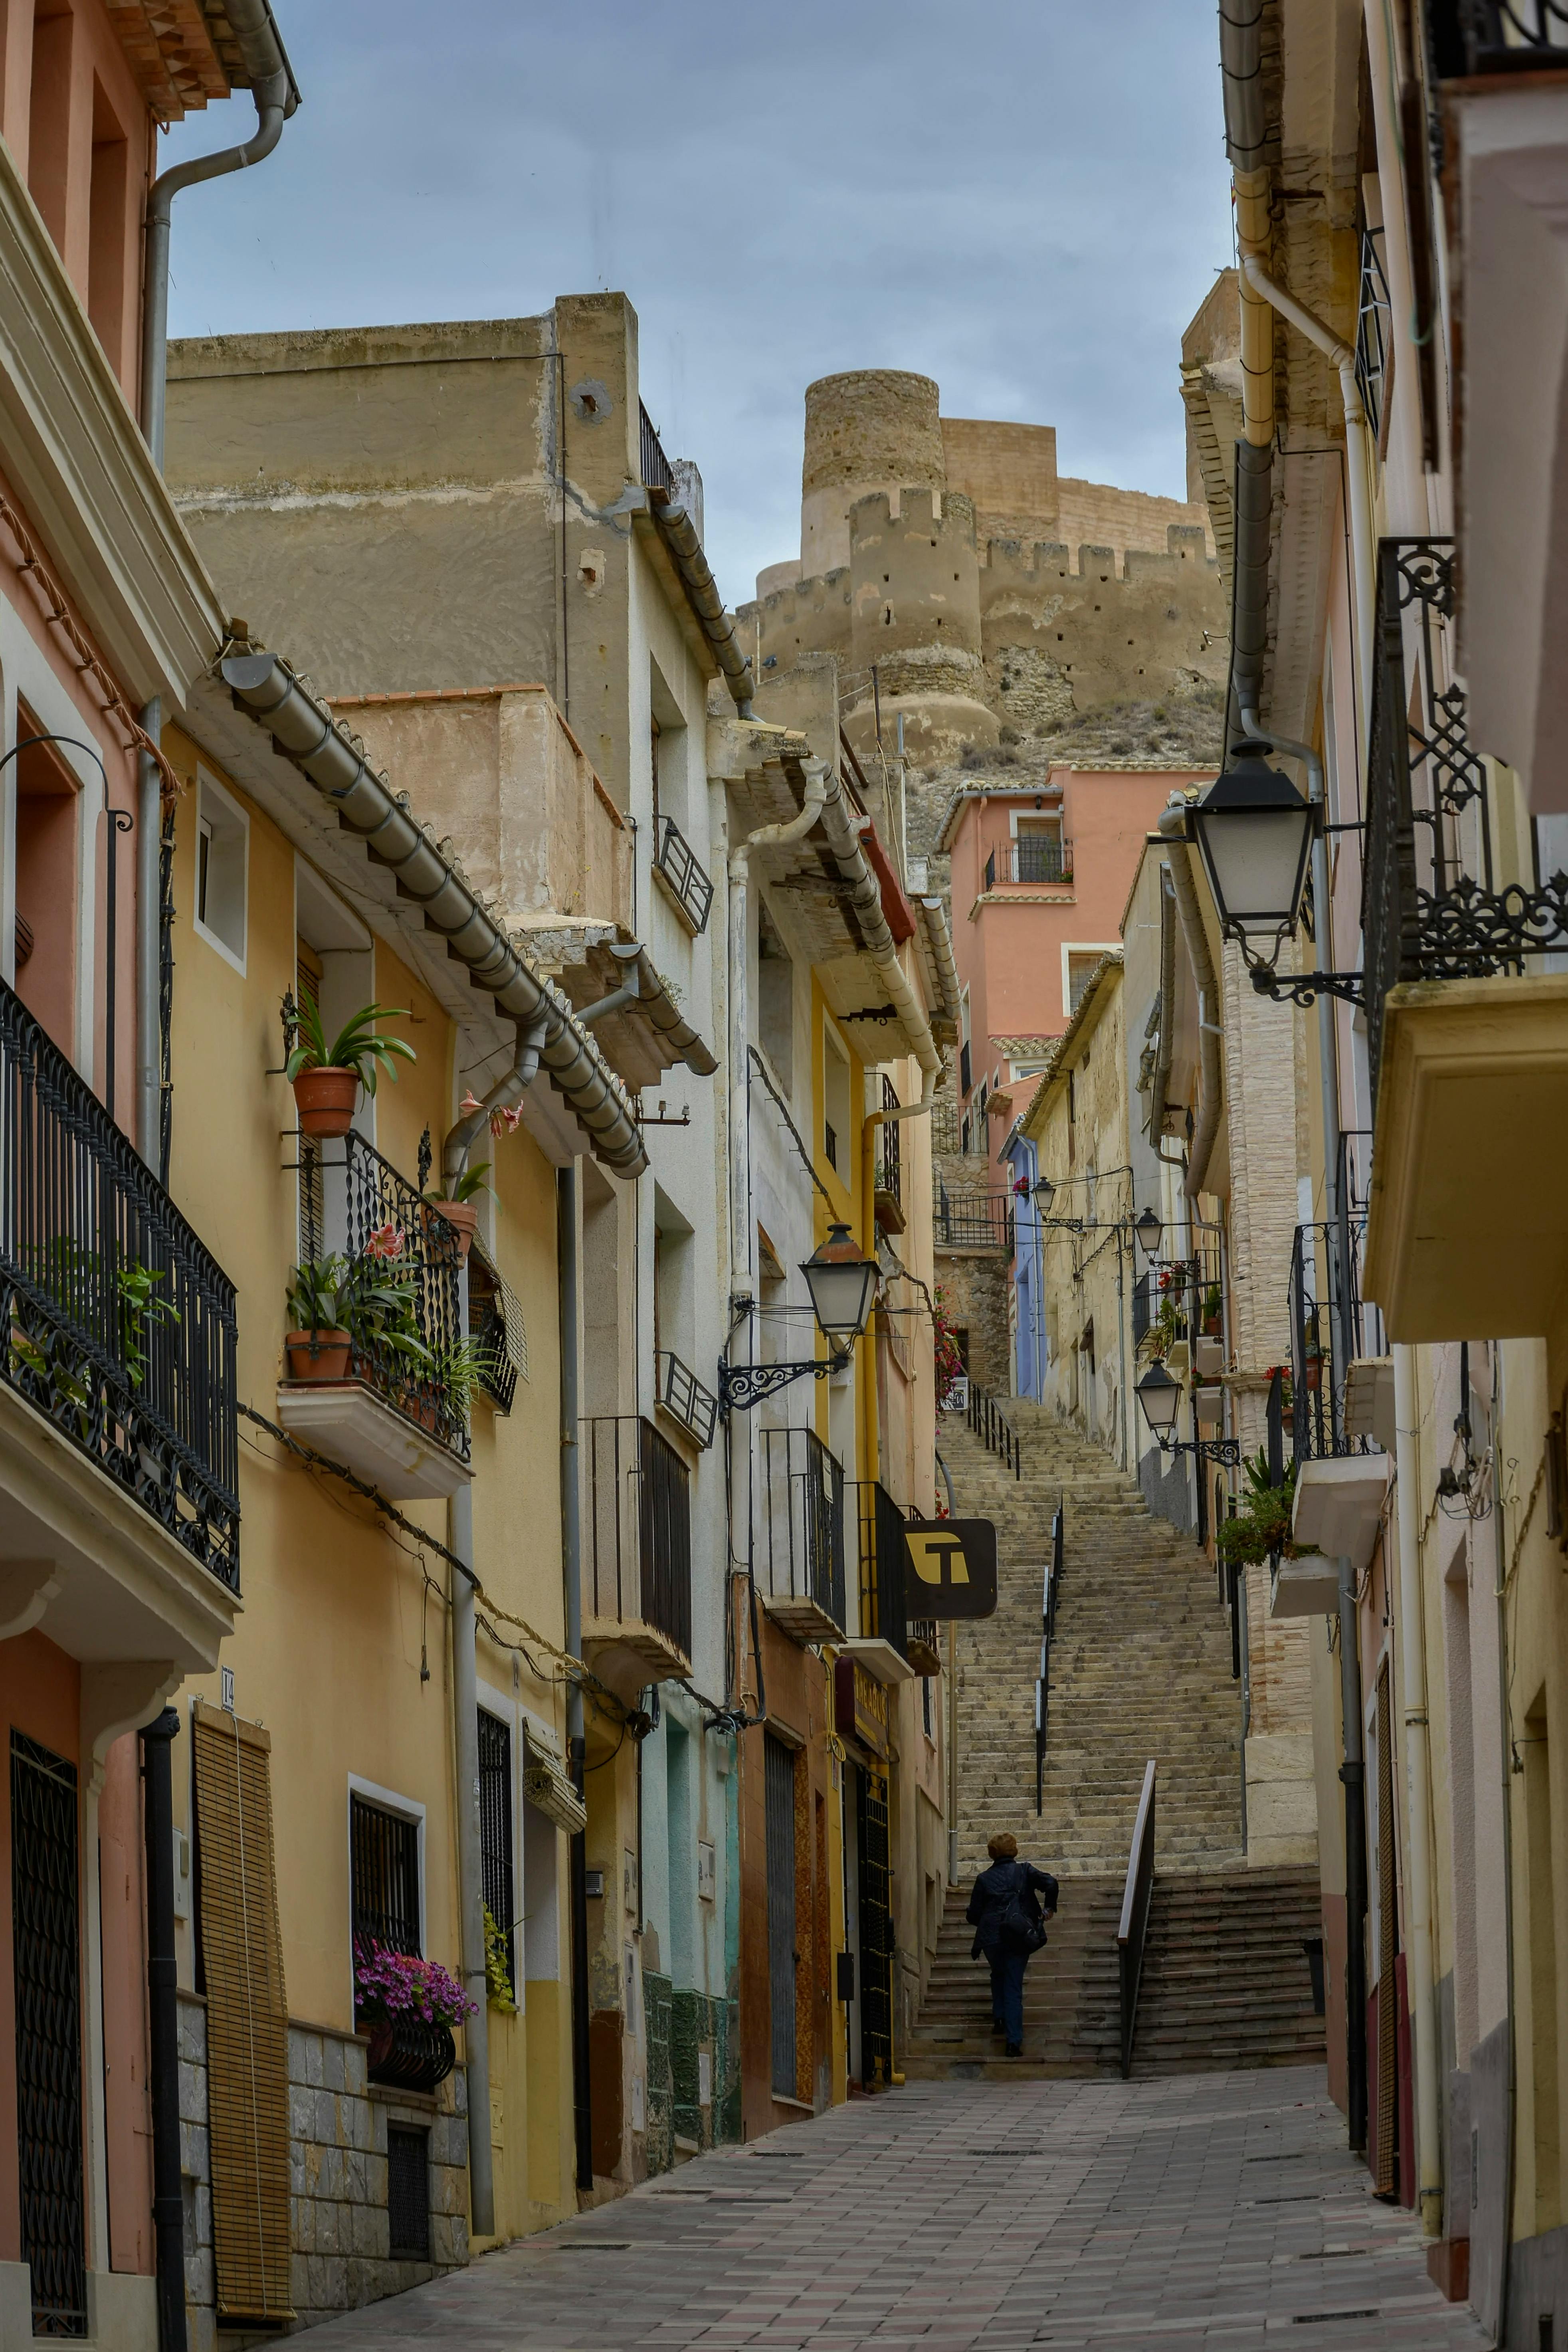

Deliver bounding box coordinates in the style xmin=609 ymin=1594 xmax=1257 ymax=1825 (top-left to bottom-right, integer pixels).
xmin=719 ymin=1355 xmax=851 ymax=1416
xmin=1157 ymin=1435 xmax=1242 ymax=1466
xmin=1248 ymin=964 xmax=1367 ymax=1010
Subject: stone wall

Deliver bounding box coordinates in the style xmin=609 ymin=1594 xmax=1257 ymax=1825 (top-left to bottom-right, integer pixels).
xmin=639 ymin=1977 xmax=737 ymax=2171
xmin=178 ymin=1993 xmax=470 ymax=2342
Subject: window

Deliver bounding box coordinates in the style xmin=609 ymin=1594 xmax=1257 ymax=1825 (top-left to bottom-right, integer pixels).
xmin=194 ymin=772 xmax=249 ymax=973
xmin=386 ymin=2126 xmax=430 ymax=2260
xmin=477 ymin=1711 xmax=515 ymax=2003
xmin=350 ymin=1792 xmax=421 ymax=1956
xmin=1064 ymin=946 xmax=1113 ymax=1017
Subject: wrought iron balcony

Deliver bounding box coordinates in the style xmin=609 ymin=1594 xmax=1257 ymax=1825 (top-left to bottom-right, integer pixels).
xmin=984 ymin=837 xmax=1073 ymax=889
xmin=0 ymin=975 xmax=239 ymax=1588
xmin=758 ymin=1425 xmax=847 ymax=1643
xmin=873 ymin=1074 xmax=903 ymax=1231
xmin=1429 ymin=0 xmax=1568 ymax=72
xmin=853 ymin=1480 xmax=910 ymax=1658
xmin=1363 ymin=538 xmax=1568 ymax=1105
xmin=935 ymin=1185 xmax=1014 ymax=1251
xmin=1289 ymin=1219 xmax=1384 ymax=1465
xmin=655 ymin=1349 xmax=718 ymax=1450
xmin=293 ymin=1128 xmax=468 ymax=1465
xmin=581 ymin=1413 xmax=693 ymax=1669
xmin=651 ymin=812 xmax=715 ymax=936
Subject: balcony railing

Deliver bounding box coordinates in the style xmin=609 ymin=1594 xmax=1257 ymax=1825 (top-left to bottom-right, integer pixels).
xmin=1429 ymin=0 xmax=1568 ymax=71
xmin=852 ymin=1480 xmax=909 ymax=1657
xmin=656 ymin=1349 xmax=718 ymax=1450
xmin=984 ymin=837 xmax=1073 ymax=889
xmin=0 ymin=976 xmax=240 ymax=1588
xmin=874 ymin=1074 xmax=902 ymax=1212
xmin=297 ymin=1129 xmax=467 ymax=1461
xmin=651 ymin=812 xmax=714 ymax=936
xmin=1363 ymin=538 xmax=1568 ymax=1106
xmin=581 ymin=1414 xmax=692 ymax=1661
xmin=639 ymin=402 xmax=676 ymax=498
xmin=935 ymin=1185 xmax=1014 ymax=1251
xmin=1355 ymin=228 xmax=1392 ymax=449
xmin=1289 ymin=1220 xmax=1383 ymax=1464
xmin=758 ymin=1425 xmax=846 ymax=1636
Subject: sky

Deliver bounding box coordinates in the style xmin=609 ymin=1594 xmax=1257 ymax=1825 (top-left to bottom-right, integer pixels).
xmin=161 ymin=1 xmax=1234 ymax=605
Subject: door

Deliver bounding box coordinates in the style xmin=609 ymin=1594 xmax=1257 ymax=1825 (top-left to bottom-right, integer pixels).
xmin=11 ymin=1731 xmax=85 ymax=2336
xmin=857 ymin=1765 xmax=893 ymax=2087
xmin=764 ymin=1735 xmax=798 ymax=2098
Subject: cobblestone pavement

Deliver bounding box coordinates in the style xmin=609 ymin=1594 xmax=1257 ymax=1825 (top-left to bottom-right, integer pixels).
xmin=306 ymin=2066 xmax=1489 ymax=2350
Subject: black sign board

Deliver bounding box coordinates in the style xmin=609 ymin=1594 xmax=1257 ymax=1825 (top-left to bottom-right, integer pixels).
xmin=900 ymin=1519 xmax=998 ymax=1618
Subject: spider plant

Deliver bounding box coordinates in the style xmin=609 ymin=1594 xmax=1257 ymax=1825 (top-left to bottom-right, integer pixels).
xmin=283 ymin=995 xmax=416 ymax=1096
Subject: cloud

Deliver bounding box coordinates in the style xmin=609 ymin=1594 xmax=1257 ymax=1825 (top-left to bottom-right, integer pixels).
xmin=162 ymin=0 xmax=1231 ymax=602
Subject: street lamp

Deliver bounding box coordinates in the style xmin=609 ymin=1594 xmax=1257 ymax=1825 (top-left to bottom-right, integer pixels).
xmin=719 ymin=1224 xmax=878 ymax=1415
xmin=1134 ymin=1360 xmax=1239 ymax=1465
xmin=1133 ymin=1207 xmax=1162 ymax=1258
xmin=1032 ymin=1174 xmax=1055 ymax=1214
xmin=1188 ymin=742 xmax=1316 ymax=950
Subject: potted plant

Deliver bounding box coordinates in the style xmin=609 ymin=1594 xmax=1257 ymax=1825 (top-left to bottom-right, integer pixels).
xmin=1216 ymin=1452 xmax=1300 ymax=1570
xmin=1201 ymin=1283 xmax=1223 ymax=1339
xmin=426 ymin=1332 xmax=500 ymax=1423
xmin=283 ymin=994 xmax=416 ymax=1136
xmin=422 ymin=1160 xmax=492 ymax=1261
xmin=284 ymin=1257 xmax=354 ymax=1381
xmin=353 ymin=1944 xmax=473 ymax=2092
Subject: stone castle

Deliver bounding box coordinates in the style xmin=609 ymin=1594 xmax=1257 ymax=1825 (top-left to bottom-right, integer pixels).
xmin=741 ymin=370 xmax=1229 ymax=787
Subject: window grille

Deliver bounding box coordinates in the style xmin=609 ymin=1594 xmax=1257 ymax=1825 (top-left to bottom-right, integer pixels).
xmin=386 ymin=2126 xmax=430 ymax=2260
xmin=350 ymin=1795 xmax=420 ymax=1956
xmin=477 ymin=1711 xmax=515 ymax=2000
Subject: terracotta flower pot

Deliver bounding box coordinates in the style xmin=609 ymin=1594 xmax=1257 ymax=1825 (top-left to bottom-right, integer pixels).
xmin=429 ymin=1199 xmax=478 ymax=1260
xmin=1203 ymin=1315 xmax=1223 ymax=1338
xmin=284 ymin=1328 xmax=352 ymax=1382
xmin=292 ymin=1067 xmax=358 ymax=1137
xmin=1305 ymin=1353 xmax=1324 ymax=1394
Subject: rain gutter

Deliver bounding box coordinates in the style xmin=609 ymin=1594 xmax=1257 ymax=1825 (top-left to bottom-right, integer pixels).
xmin=647 ymin=491 xmax=754 ymax=717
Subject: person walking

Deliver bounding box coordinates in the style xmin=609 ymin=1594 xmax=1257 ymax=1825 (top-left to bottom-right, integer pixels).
xmin=966 ymin=1831 xmax=1058 ymax=2057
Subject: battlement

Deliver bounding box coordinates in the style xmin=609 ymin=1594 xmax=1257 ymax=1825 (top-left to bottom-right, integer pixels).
xmin=981 ymin=523 xmax=1217 ymax=589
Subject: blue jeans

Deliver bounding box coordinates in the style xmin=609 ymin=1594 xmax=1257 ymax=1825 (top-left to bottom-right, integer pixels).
xmin=989 ymin=1944 xmax=1028 ymax=2045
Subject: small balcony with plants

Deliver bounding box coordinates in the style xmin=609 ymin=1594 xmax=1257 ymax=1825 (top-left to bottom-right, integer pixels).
xmin=277 ymin=997 xmax=491 ymax=1501
xmin=580 ymin=1413 xmax=693 ymax=1698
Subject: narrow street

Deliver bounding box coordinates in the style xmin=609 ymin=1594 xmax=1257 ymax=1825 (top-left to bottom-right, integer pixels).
xmin=299 ymin=2068 xmax=1485 ymax=2350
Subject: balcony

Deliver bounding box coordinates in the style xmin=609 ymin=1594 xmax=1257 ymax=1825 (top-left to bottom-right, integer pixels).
xmin=1360 ymin=539 xmax=1568 ymax=1339
xmin=848 ymin=1481 xmax=915 ymax=1683
xmin=651 ymin=813 xmax=714 ymax=936
xmin=873 ymin=1075 xmax=905 ymax=1235
xmin=0 ymin=975 xmax=240 ymax=1671
xmin=757 ymin=1425 xmax=847 ymax=1645
xmin=655 ymin=1349 xmax=718 ymax=1451
xmin=639 ymin=401 xmax=677 ymax=499
xmin=936 ymin=1186 xmax=1014 ymax=1251
xmin=983 ymin=836 xmax=1073 ymax=889
xmin=581 ymin=1414 xmax=692 ymax=1697
xmin=276 ymin=1129 xmax=470 ymax=1501
xmin=1287 ymin=1219 xmax=1382 ymax=1467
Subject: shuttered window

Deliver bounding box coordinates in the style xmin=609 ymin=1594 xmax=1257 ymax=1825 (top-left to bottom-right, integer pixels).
xmin=191 ymin=1702 xmax=293 ymax=2324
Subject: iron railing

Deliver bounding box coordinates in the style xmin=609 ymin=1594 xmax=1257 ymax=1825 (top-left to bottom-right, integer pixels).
xmin=581 ymin=1414 xmax=693 ymax=1661
xmin=966 ymin=1379 xmax=1022 ymax=1478
xmin=1117 ymin=1758 xmax=1158 ymax=2080
xmin=1289 ymin=1219 xmax=1382 ymax=1463
xmin=875 ymin=1074 xmax=902 ymax=1208
xmin=1429 ymin=0 xmax=1568 ymax=70
xmin=758 ymin=1425 xmax=847 ymax=1635
xmin=1363 ymin=538 xmax=1568 ymax=1106
xmin=297 ymin=1127 xmax=468 ymax=1462
xmin=0 ymin=974 xmax=240 ymax=1589
xmin=936 ymin=1185 xmax=1013 ymax=1250
xmin=984 ymin=837 xmax=1073 ymax=889
xmin=1035 ymin=1494 xmax=1063 ymax=1811
xmin=852 ymin=1479 xmax=909 ymax=1656
xmin=656 ymin=1349 xmax=719 ymax=1450
xmin=639 ymin=402 xmax=676 ymax=497
xmin=651 ymin=812 xmax=715 ymax=936
xmin=1355 ymin=227 xmax=1392 ymax=448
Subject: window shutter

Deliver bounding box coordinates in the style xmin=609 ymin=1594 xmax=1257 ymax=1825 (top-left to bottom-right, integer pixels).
xmin=191 ymin=1702 xmax=293 ymax=2323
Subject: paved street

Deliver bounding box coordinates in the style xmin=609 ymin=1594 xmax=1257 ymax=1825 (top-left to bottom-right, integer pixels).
xmin=305 ymin=2067 xmax=1488 ymax=2350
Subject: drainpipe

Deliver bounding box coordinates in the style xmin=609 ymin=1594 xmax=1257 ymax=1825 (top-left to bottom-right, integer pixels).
xmin=439 ymin=1021 xmax=548 ymax=2241
xmin=558 ymin=1163 xmax=593 ymax=2193
xmin=1156 ymin=800 xmax=1222 ymax=1201
xmin=1393 ymin=1340 xmax=1442 ymax=2236
xmin=135 ymin=3 xmax=297 ymax=1172
xmin=140 ymin=1707 xmax=184 ymax=2352
xmin=1338 ymin=1552 xmax=1369 ymax=2154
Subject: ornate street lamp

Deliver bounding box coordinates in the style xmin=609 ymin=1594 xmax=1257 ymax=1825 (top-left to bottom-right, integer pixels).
xmin=719 ymin=1225 xmax=878 ymax=1414
xmin=1188 ymin=742 xmax=1317 ymax=949
xmin=1133 ymin=1207 xmax=1162 ymax=1259
xmin=1032 ymin=1174 xmax=1055 ymax=1214
xmin=1134 ymin=1360 xmax=1239 ymax=1465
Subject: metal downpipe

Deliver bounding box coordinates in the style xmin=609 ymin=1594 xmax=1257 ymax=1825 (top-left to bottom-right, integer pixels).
xmin=448 ymin=1475 xmax=493 ymax=2238
xmin=1393 ymin=1341 xmax=1442 ymax=2235
xmin=137 ymin=703 xmax=161 ymax=1168
xmin=558 ymin=1164 xmax=593 ymax=2193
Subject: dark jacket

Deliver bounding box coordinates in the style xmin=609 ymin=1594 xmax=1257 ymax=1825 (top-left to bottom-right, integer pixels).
xmin=966 ymin=1858 xmax=1058 ymax=1958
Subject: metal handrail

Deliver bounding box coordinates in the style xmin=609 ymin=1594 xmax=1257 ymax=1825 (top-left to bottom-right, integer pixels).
xmin=638 ymin=402 xmax=675 ymax=497
xmin=1035 ymin=1493 xmax=1064 ymax=1812
xmin=966 ymin=1378 xmax=1022 ymax=1477
xmin=936 ymin=1185 xmax=1014 ymax=1251
xmin=1117 ymin=1759 xmax=1158 ymax=2079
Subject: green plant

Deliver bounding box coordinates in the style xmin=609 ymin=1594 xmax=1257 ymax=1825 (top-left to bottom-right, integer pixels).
xmin=283 ymin=994 xmax=415 ymax=1095
xmin=424 ymin=1160 xmax=493 ymax=1206
xmin=287 ymin=1254 xmax=432 ymax=1367
xmin=21 ymin=1241 xmax=179 ymax=1392
xmin=483 ymin=1903 xmax=516 ymax=2012
xmin=1202 ymin=1283 xmax=1223 ymax=1326
xmin=1216 ymin=1452 xmax=1299 ymax=1568
xmin=428 ymin=1331 xmax=500 ymax=1412
xmin=287 ymin=1255 xmax=353 ymax=1331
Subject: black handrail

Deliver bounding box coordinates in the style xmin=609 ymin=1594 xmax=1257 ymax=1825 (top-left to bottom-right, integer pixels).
xmin=966 ymin=1378 xmax=1022 ymax=1478
xmin=638 ymin=402 xmax=676 ymax=497
xmin=1035 ymin=1492 xmax=1064 ymax=1812
xmin=1117 ymin=1759 xmax=1158 ymax=2079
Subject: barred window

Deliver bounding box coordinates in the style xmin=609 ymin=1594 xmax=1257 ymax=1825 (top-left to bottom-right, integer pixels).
xmin=349 ymin=1794 xmax=420 ymax=1956
xmin=478 ymin=1713 xmax=515 ymax=2000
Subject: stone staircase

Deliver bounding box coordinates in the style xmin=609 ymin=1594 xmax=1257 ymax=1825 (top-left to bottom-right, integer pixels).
xmin=905 ymin=1401 xmax=1325 ymax=2081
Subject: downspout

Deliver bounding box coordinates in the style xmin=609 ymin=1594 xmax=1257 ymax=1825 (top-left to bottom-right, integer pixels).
xmin=140 ymin=1707 xmax=183 ymax=2352
xmin=559 ymin=1164 xmax=593 ymax=2193
xmin=1491 ymin=1340 xmax=1517 ymax=2348
xmin=1393 ymin=1340 xmax=1442 ymax=2236
xmin=136 ymin=2 xmax=297 ymax=1169
xmin=1156 ymin=800 xmax=1222 ymax=1202
xmin=1338 ymin=1552 xmax=1370 ymax=2155
xmin=1219 ymin=0 xmax=1274 ymax=742
xmin=439 ymin=1016 xmax=548 ymax=2240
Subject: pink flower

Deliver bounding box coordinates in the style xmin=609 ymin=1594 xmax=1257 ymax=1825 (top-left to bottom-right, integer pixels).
xmin=460 ymin=1091 xmax=483 ymax=1114
xmin=353 ymin=1942 xmax=475 ymax=2027
xmin=366 ymin=1222 xmax=405 ymax=1262
xmin=489 ymin=1101 xmax=524 ymax=1138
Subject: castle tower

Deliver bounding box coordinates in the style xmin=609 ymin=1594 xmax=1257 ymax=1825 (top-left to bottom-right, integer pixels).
xmin=800 ymin=370 xmax=946 ymax=578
